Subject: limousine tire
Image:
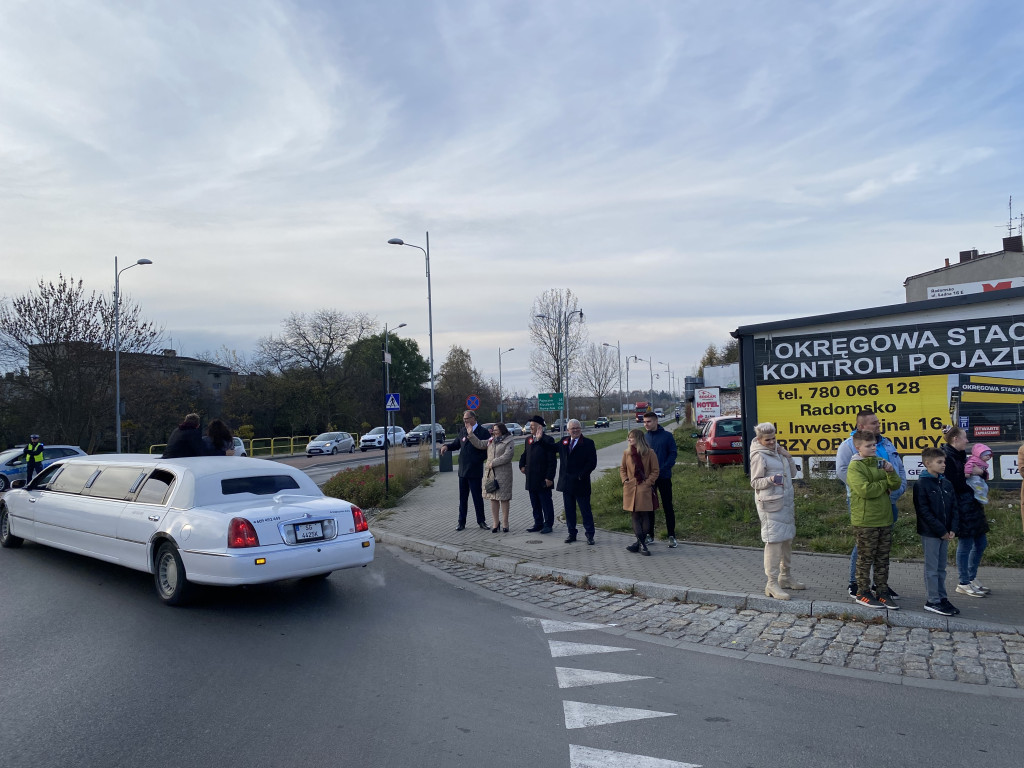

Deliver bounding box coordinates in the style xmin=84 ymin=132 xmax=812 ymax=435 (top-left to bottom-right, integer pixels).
xmin=0 ymin=503 xmax=24 ymax=548
xmin=155 ymin=542 xmax=192 ymax=606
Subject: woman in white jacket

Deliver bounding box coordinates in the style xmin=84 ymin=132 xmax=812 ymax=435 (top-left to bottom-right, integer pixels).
xmin=749 ymin=422 xmax=804 ymax=600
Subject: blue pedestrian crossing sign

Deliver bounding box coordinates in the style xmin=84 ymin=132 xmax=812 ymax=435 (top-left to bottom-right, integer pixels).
xmin=386 ymin=393 xmax=401 ymax=411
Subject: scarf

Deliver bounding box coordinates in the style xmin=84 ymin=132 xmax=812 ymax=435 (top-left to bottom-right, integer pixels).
xmin=630 ymin=446 xmax=646 ymax=483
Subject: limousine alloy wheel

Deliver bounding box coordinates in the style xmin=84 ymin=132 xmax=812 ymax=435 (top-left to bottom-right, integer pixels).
xmin=155 ymin=542 xmax=192 ymax=606
xmin=0 ymin=503 xmax=24 ymax=548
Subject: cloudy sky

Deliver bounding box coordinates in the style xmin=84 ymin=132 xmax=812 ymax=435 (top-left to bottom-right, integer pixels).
xmin=3 ymin=0 xmax=1024 ymax=401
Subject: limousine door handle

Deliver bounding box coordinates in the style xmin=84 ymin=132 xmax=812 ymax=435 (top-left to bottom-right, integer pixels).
xmin=148 ymin=515 xmax=161 ymax=522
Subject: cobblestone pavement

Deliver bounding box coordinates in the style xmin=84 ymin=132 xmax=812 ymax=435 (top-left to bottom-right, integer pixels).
xmin=406 ymin=549 xmax=1024 ymax=694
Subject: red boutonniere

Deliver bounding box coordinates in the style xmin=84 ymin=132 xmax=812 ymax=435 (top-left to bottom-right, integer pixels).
xmin=561 ymin=438 xmax=570 ymax=445
xmin=526 ymin=436 xmax=533 ymax=444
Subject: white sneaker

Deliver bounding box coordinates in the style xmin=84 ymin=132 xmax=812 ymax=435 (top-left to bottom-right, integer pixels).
xmin=668 ymin=536 xmax=678 ymax=548
xmin=645 ymin=534 xmax=653 ymax=544
xmin=970 ymin=579 xmax=991 ymax=594
xmin=956 ymin=582 xmax=985 ymax=598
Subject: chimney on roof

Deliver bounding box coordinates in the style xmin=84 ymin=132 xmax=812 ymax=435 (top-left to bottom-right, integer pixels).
xmin=959 ymin=249 xmax=979 ymax=262
xmin=162 ymin=349 xmax=177 ymax=357
xmin=1002 ymin=235 xmax=1023 ymax=253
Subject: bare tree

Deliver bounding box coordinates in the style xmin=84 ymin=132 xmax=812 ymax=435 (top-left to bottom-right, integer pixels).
xmin=0 ymin=274 xmax=163 ymax=450
xmin=528 ymin=289 xmax=587 ymax=393
xmin=256 ymin=310 xmax=375 ymax=384
xmin=576 ymin=342 xmax=618 ymax=415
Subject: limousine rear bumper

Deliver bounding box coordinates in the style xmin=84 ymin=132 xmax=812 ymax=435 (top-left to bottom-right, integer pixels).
xmin=180 ymin=533 xmax=375 ymax=585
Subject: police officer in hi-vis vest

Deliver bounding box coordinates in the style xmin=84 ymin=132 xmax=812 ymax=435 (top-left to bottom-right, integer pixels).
xmin=23 ymin=434 xmax=44 ymax=483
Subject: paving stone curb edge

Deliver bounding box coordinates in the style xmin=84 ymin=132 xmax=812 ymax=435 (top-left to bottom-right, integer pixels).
xmin=375 ymin=530 xmax=1024 ymax=635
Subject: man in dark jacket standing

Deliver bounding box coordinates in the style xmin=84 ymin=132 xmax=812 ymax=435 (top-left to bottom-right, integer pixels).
xmin=520 ymin=415 xmax=557 ymax=533
xmin=557 ymin=419 xmax=598 ymax=545
xmin=643 ymin=412 xmax=679 ymax=547
xmin=23 ymin=434 xmax=44 ymax=483
xmin=162 ymin=413 xmax=205 ymax=458
xmin=440 ymin=410 xmax=490 ymax=530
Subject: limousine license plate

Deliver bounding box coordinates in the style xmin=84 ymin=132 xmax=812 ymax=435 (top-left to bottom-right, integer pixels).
xmin=294 ymin=522 xmax=324 ymax=541
xmin=731 ymin=441 xmax=742 ymax=448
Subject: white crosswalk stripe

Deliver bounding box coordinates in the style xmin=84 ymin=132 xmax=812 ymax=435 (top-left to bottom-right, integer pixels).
xmin=563 ymin=700 xmax=676 ymax=729
xmin=549 ymin=640 xmax=634 ymax=658
xmin=536 ymin=619 xmax=608 ymax=634
xmin=568 ymin=744 xmax=701 ymax=767
xmin=555 ymin=667 xmax=653 ymax=689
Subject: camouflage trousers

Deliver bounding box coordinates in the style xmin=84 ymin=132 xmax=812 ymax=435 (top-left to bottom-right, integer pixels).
xmin=852 ymin=525 xmax=892 ymax=597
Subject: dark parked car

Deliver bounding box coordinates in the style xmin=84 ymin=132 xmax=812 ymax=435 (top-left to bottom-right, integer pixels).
xmin=406 ymin=423 xmax=445 ymax=446
xmin=694 ymin=416 xmax=744 ymax=467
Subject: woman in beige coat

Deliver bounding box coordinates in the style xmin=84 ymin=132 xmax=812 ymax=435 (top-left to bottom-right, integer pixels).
xmin=483 ymin=422 xmax=515 ymax=532
xmin=620 ymin=429 xmax=660 ymax=555
xmin=749 ymin=422 xmax=803 ymax=600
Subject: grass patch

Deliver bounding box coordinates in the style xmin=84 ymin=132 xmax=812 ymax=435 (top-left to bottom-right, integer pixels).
xmin=589 ymin=423 xmax=1024 ymax=567
xmin=323 ymin=449 xmax=433 ymax=509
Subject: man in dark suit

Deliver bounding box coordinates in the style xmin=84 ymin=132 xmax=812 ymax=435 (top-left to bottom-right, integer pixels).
xmin=557 ymin=419 xmax=598 ymax=545
xmin=439 ymin=409 xmax=490 ymax=530
xmin=519 ymin=415 xmax=557 ymax=533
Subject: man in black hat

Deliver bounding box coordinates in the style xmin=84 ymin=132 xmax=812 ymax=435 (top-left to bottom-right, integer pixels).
xmin=557 ymin=419 xmax=598 ymax=544
xmin=519 ymin=415 xmax=557 ymax=533
xmin=23 ymin=433 xmax=44 ymax=483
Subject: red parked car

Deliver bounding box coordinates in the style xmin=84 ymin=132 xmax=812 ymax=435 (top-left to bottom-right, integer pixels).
xmin=694 ymin=416 xmax=744 ymax=467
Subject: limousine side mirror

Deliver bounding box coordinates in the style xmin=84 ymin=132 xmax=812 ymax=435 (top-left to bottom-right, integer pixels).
xmin=12 ymin=479 xmax=26 ymax=489
xmin=691 ymin=433 xmax=700 ymax=438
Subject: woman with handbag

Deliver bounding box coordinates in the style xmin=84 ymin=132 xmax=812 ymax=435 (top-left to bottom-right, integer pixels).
xmin=749 ymin=422 xmax=802 ymax=600
xmin=620 ymin=429 xmax=659 ymax=555
xmin=484 ymin=422 xmax=515 ymax=532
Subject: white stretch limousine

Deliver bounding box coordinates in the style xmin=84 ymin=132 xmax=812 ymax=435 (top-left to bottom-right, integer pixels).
xmin=0 ymin=455 xmax=374 ymax=605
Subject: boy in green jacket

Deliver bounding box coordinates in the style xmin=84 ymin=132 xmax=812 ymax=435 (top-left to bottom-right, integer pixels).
xmin=847 ymin=430 xmax=903 ymax=609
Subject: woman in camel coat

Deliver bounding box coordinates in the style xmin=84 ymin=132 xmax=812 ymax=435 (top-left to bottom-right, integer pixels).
xmin=483 ymin=422 xmax=515 ymax=532
xmin=620 ymin=428 xmax=660 ymax=555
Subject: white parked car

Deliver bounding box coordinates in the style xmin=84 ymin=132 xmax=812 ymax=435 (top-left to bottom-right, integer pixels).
xmin=0 ymin=455 xmax=374 ymax=605
xmin=232 ymin=437 xmax=248 ymax=457
xmin=359 ymin=426 xmax=407 ymax=451
xmin=305 ymin=431 xmax=355 ymax=456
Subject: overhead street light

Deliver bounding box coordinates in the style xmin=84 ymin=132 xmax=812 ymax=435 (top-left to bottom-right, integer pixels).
xmin=602 ymin=341 xmax=623 ymax=430
xmin=114 ymin=257 xmax=153 ymax=453
xmin=498 ymin=347 xmax=514 ymax=422
xmin=388 ymin=234 xmax=437 ymax=458
xmin=629 ymin=354 xmax=655 ymax=415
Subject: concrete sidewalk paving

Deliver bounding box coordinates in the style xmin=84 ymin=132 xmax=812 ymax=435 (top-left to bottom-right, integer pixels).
xmin=371 ymin=432 xmax=1024 ymax=636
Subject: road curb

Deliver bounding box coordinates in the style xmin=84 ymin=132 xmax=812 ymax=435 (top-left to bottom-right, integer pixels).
xmin=373 ymin=530 xmax=1024 ymax=635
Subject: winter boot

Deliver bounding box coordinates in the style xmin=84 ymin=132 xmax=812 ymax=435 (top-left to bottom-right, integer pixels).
xmin=778 ymin=539 xmax=805 ymax=589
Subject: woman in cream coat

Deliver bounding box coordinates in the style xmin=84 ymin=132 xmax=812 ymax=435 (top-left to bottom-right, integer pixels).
xmin=749 ymin=422 xmax=804 ymax=600
xmin=483 ymin=422 xmax=515 ymax=532
xmin=620 ymin=429 xmax=660 ymax=555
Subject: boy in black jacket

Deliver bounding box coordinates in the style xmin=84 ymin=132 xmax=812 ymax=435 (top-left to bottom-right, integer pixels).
xmin=913 ymin=447 xmax=960 ymax=616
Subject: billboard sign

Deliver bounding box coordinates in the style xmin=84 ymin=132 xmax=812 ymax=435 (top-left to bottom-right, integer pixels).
xmin=694 ymin=387 xmax=721 ymax=424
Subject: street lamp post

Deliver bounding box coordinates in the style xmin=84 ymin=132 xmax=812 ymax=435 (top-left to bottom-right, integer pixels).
xmin=384 ymin=322 xmax=407 ymax=430
xmin=498 ymin=347 xmax=514 ymax=422
xmin=388 ymin=234 xmax=436 ymax=458
xmin=630 ymin=355 xmax=654 ymax=414
xmin=602 ymin=341 xmax=623 ymax=430
xmin=658 ymin=360 xmax=672 ymax=404
xmin=114 ymin=256 xmax=153 ymax=453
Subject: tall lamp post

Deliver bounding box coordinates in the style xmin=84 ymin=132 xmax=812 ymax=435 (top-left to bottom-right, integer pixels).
xmin=630 ymin=355 xmax=654 ymax=414
xmin=536 ymin=307 xmax=583 ymax=434
xmin=388 ymin=234 xmax=436 ymax=458
xmin=602 ymin=341 xmax=623 ymax=430
xmin=384 ymin=322 xmax=407 ymax=430
xmin=114 ymin=257 xmax=153 ymax=453
xmin=658 ymin=360 xmax=673 ymax=404
xmin=498 ymin=347 xmax=514 ymax=422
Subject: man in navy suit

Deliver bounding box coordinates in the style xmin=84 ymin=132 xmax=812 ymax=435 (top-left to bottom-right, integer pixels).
xmin=440 ymin=410 xmax=491 ymax=530
xmin=556 ymin=419 xmax=599 ymax=544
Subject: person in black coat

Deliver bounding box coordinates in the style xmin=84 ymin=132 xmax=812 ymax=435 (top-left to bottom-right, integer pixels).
xmin=913 ymin=446 xmax=959 ymax=614
xmin=556 ymin=419 xmax=598 ymax=544
xmin=519 ymin=415 xmax=557 ymax=533
xmin=440 ymin=410 xmax=490 ymax=530
xmin=162 ymin=413 xmax=205 ymax=458
xmin=942 ymin=427 xmax=991 ymax=597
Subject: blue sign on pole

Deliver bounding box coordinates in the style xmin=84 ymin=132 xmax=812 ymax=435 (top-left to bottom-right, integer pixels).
xmin=958 ymin=415 xmax=969 ymax=430
xmin=386 ymin=393 xmax=401 ymax=411
xmin=466 ymin=395 xmax=479 ymax=410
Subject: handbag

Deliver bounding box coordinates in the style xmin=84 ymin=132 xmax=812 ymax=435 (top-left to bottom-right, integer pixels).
xmin=485 ymin=475 xmax=499 ymax=494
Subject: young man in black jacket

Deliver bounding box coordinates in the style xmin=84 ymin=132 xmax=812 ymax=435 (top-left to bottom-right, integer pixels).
xmin=913 ymin=447 xmax=960 ymax=616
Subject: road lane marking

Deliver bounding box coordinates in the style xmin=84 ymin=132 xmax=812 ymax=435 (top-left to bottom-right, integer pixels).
xmin=569 ymin=745 xmax=701 ymax=767
xmin=556 ymin=667 xmax=652 ymax=688
xmin=563 ymin=701 xmax=676 ymax=729
xmin=549 ymin=640 xmax=633 ymax=658
xmin=535 ymin=619 xmax=608 ymax=633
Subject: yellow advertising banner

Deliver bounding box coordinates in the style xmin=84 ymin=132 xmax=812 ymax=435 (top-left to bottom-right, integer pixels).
xmin=755 ymin=374 xmax=949 ymax=455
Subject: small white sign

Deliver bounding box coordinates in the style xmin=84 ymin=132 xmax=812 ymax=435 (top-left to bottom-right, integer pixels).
xmin=693 ymin=387 xmax=721 ymax=425
xmin=1000 ymin=454 xmax=1020 ymax=480
xmin=927 ymin=277 xmax=1024 ymax=299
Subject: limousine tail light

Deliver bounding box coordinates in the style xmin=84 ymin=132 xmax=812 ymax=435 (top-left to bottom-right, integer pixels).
xmin=228 ymin=518 xmax=261 ymax=548
xmin=351 ymin=505 xmax=369 ymax=533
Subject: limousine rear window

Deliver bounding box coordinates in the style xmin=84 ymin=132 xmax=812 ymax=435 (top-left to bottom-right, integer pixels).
xmin=87 ymin=467 xmax=148 ymax=501
xmin=50 ymin=464 xmax=101 ymax=494
xmin=136 ymin=470 xmax=175 ymax=505
xmin=221 ymin=475 xmax=301 ymax=496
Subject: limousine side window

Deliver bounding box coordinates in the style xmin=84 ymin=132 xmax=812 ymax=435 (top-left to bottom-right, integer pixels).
xmin=49 ymin=463 xmax=100 ymax=495
xmin=86 ymin=467 xmax=148 ymax=501
xmin=30 ymin=463 xmax=65 ymax=488
xmin=221 ymin=475 xmax=301 ymax=496
xmin=135 ymin=470 xmax=176 ymax=505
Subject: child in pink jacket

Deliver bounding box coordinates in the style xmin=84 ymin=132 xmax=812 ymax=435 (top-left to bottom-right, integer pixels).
xmin=964 ymin=443 xmax=992 ymax=505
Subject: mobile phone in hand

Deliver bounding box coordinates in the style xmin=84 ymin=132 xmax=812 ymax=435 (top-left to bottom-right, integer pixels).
xmin=772 ymin=474 xmax=783 ymax=485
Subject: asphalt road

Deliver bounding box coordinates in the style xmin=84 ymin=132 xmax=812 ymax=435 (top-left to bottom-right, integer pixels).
xmin=3 ymin=541 xmax=1022 ymax=767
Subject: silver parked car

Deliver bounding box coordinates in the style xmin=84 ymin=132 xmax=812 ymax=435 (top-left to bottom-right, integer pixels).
xmin=306 ymin=432 xmax=355 ymax=456
xmin=504 ymin=422 xmax=524 ymax=436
